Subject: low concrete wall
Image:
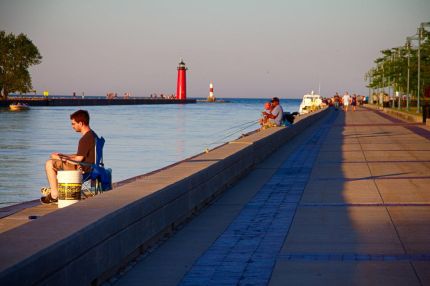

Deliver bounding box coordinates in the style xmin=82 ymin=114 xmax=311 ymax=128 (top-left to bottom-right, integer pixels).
xmin=364 ymin=104 xmax=423 ymax=123
xmin=0 ymin=108 xmax=329 ymax=286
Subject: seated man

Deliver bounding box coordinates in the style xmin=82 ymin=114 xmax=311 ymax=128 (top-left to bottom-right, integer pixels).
xmin=41 ymin=110 xmax=97 ymax=204
xmin=262 ymin=97 xmax=284 ymax=127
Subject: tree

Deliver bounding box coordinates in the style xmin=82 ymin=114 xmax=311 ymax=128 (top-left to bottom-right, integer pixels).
xmin=0 ymin=31 xmax=42 ymax=100
xmin=366 ymin=29 xmax=430 ymax=99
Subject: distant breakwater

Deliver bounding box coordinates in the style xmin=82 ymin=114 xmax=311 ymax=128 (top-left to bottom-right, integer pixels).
xmin=0 ymin=97 xmax=196 ymax=107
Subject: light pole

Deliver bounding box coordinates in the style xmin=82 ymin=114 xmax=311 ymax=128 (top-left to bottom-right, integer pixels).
xmin=397 ymin=48 xmax=401 ymax=110
xmin=391 ymin=47 xmax=402 ymax=110
xmin=390 ymin=51 xmax=396 ymax=108
xmin=417 ymin=27 xmax=422 ymax=113
xmin=407 ymin=34 xmax=419 ymax=111
xmin=405 ymin=39 xmax=412 ymax=111
xmin=368 ymin=72 xmax=372 ymax=100
xmin=364 ymin=71 xmax=370 ymax=99
xmin=381 ymin=64 xmax=385 ymax=107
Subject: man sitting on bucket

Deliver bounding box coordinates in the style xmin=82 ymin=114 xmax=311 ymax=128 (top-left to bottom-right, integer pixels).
xmin=41 ymin=110 xmax=97 ymax=204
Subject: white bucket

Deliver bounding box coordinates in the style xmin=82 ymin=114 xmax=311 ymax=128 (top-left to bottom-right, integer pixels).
xmin=57 ymin=170 xmax=82 ymax=208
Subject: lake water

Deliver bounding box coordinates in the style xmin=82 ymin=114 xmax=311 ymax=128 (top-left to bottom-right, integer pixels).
xmin=0 ymin=98 xmax=300 ymax=207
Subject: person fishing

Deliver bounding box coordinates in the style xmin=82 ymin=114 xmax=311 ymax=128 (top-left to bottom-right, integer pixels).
xmin=262 ymin=97 xmax=284 ymax=127
xmin=41 ymin=110 xmax=98 ymax=204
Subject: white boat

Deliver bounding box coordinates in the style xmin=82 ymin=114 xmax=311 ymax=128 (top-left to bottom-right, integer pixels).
xmin=9 ymin=103 xmax=30 ymax=111
xmin=298 ymin=91 xmax=322 ymax=114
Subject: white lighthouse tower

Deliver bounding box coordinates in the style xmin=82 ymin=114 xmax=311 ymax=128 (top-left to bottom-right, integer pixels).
xmin=208 ymin=81 xmax=216 ymax=102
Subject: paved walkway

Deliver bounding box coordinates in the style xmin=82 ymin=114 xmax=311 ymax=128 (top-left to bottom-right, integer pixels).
xmin=113 ymin=107 xmax=430 ymax=286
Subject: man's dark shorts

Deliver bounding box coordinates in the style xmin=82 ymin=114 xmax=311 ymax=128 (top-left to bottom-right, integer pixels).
xmin=52 ymin=159 xmax=79 ymax=171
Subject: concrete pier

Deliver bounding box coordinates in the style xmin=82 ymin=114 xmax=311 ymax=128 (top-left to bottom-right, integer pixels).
xmin=1 ymin=106 xmax=430 ymax=285
xmin=0 ymin=108 xmax=327 ymax=285
xmin=115 ymin=106 xmax=430 ymax=285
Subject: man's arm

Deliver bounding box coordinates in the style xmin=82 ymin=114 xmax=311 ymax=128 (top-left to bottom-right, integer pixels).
xmin=264 ymin=106 xmax=280 ymax=119
xmin=263 ymin=111 xmax=275 ymax=119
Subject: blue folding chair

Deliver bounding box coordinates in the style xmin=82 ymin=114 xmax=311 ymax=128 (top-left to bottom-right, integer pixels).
xmin=80 ymin=135 xmax=112 ymax=197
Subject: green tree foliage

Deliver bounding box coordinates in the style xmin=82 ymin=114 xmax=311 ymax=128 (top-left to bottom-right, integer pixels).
xmin=366 ymin=30 xmax=430 ymax=98
xmin=422 ymin=33 xmax=430 ymax=90
xmin=0 ymin=31 xmax=42 ymax=99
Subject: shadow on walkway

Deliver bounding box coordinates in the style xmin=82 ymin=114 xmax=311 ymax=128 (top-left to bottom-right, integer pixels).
xmin=270 ymin=107 xmax=430 ymax=285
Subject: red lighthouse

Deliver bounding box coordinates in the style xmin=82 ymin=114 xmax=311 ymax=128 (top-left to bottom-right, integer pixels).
xmin=176 ymin=59 xmax=187 ymax=100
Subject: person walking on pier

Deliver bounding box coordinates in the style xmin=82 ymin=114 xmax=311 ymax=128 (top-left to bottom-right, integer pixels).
xmin=351 ymin=94 xmax=357 ymax=111
xmin=333 ymin=92 xmax=340 ymax=110
xmin=41 ymin=110 xmax=97 ymax=204
xmin=342 ymin=91 xmax=351 ymax=112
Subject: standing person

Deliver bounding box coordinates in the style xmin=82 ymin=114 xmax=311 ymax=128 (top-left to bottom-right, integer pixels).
xmin=41 ymin=110 xmax=97 ymax=204
xmin=333 ymin=92 xmax=340 ymax=110
xmin=263 ymin=97 xmax=284 ymax=126
xmin=351 ymin=94 xmax=357 ymax=111
xmin=342 ymin=91 xmax=351 ymax=112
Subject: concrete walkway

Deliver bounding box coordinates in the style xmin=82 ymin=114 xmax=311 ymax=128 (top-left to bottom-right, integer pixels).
xmin=113 ymin=106 xmax=430 ymax=286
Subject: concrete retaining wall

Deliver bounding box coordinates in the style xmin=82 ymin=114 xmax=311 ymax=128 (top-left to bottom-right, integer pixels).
xmin=364 ymin=104 xmax=423 ymax=123
xmin=0 ymin=108 xmax=329 ymax=286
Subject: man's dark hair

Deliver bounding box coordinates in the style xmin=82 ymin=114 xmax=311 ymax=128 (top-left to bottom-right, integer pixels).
xmin=70 ymin=110 xmax=90 ymax=125
xmin=271 ymin=97 xmax=280 ymax=103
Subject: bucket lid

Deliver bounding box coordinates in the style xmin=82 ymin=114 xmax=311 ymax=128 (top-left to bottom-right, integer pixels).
xmin=57 ymin=170 xmax=82 ymax=183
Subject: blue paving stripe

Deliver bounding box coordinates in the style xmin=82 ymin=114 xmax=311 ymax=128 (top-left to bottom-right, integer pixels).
xmin=179 ymin=112 xmax=338 ymax=286
xmin=278 ymin=253 xmax=430 ymax=262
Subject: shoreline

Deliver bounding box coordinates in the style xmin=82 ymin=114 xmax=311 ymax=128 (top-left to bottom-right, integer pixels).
xmin=0 ymin=97 xmax=196 ymax=107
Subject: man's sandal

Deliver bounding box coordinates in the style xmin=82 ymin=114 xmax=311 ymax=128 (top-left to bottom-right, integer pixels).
xmin=40 ymin=193 xmax=58 ymax=205
xmin=40 ymin=187 xmax=51 ymax=196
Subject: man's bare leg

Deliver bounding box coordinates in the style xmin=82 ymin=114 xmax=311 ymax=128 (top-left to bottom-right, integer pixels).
xmin=45 ymin=159 xmax=59 ymax=199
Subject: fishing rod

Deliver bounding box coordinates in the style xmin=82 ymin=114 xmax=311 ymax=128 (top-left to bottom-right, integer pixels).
xmin=205 ymin=120 xmax=259 ymax=149
xmin=206 ymin=119 xmax=260 ymax=139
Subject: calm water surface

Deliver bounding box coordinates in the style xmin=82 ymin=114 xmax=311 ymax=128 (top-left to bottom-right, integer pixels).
xmin=0 ymin=98 xmax=300 ymax=207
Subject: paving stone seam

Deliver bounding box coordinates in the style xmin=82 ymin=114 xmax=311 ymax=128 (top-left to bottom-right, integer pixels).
xmin=299 ymin=203 xmax=430 ymax=207
xmin=178 ymin=111 xmax=339 ymax=286
xmin=317 ymin=160 xmax=430 ymax=164
xmin=334 ymin=123 xmax=423 ymax=127
xmin=327 ymin=142 xmax=429 ymax=145
xmin=314 ymin=176 xmax=430 ymax=181
xmin=277 ymin=253 xmax=430 ymax=262
xmin=333 ymin=149 xmax=430 ymax=152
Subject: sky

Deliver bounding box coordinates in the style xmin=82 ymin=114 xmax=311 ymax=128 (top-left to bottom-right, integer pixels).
xmin=1 ymin=0 xmax=429 ymax=98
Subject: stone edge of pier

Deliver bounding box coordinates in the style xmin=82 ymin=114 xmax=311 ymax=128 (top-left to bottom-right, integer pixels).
xmin=0 ymin=109 xmax=328 ymax=286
